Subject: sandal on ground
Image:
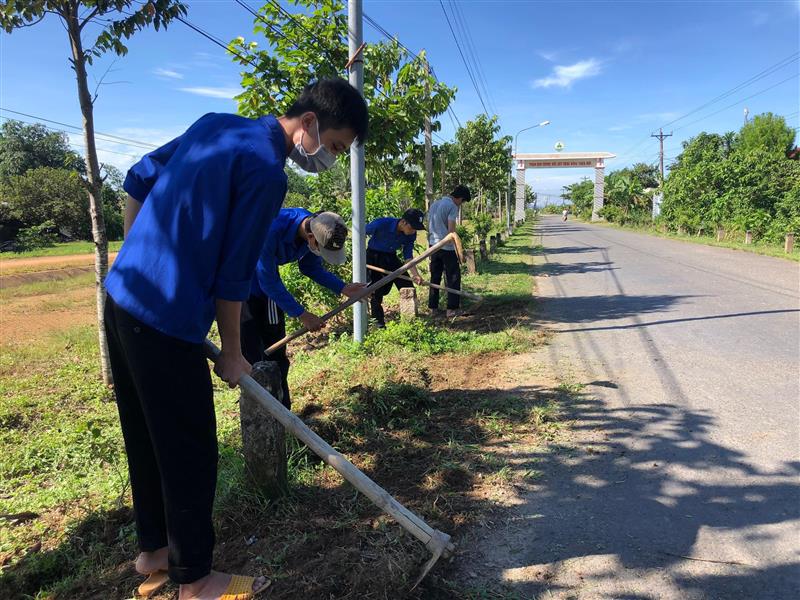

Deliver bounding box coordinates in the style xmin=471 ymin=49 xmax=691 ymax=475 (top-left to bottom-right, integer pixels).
xmin=137 ymin=570 xmax=169 ymax=598
xmin=220 ymin=574 xmax=271 ymax=600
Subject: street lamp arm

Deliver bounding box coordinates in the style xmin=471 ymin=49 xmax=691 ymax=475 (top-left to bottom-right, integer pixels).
xmin=513 ymin=120 xmax=550 ymax=156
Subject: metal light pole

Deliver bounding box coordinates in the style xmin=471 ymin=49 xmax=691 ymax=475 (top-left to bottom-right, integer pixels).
xmin=507 ymin=120 xmax=549 ymax=227
xmin=348 ymin=0 xmax=367 ymax=342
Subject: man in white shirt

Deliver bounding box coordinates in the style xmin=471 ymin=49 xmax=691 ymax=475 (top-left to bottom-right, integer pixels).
xmin=427 ymin=184 xmax=471 ymax=317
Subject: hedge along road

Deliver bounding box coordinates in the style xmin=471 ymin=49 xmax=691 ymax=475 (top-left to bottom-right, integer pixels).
xmin=461 ymin=215 xmax=799 ymax=599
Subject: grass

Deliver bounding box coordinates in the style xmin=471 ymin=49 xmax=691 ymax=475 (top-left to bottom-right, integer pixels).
xmin=580 ymin=218 xmax=799 ymax=262
xmin=0 ymin=272 xmax=96 ymax=301
xmin=0 ymin=240 xmax=123 ymax=260
xmin=0 ymin=220 xmax=570 ymax=599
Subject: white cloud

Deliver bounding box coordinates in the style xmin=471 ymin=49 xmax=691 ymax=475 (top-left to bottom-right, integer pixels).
xmin=178 ymin=86 xmax=240 ymax=100
xmin=538 ymin=50 xmax=558 ymax=62
xmin=533 ymin=59 xmax=602 ymax=89
xmin=153 ymin=67 xmax=183 ymax=80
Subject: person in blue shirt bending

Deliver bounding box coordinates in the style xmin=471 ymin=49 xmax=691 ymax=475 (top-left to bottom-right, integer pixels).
xmin=365 ymin=208 xmax=426 ymax=328
xmin=241 ymin=208 xmax=365 ymax=407
xmin=104 ymin=79 xmax=368 ymax=600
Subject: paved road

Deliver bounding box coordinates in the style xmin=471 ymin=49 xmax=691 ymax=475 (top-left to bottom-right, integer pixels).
xmin=465 ymin=217 xmax=800 ymax=599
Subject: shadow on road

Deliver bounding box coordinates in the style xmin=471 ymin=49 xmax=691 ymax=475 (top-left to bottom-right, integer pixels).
xmin=458 ymin=390 xmax=800 ymax=598
xmin=536 ymin=294 xmax=691 ymax=324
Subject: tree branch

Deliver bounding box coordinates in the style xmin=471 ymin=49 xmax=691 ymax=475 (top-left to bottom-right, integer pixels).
xmin=14 ymin=14 xmax=47 ymax=28
xmin=79 ymin=7 xmax=101 ymax=32
xmin=92 ymin=58 xmax=120 ymax=103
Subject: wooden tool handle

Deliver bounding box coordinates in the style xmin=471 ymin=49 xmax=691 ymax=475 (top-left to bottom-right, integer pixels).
xmin=204 ymin=339 xmax=453 ymax=556
xmin=366 ymin=264 xmax=482 ymax=301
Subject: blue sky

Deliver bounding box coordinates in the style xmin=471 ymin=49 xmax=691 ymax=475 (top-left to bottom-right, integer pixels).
xmin=1 ymin=0 xmax=798 ymax=198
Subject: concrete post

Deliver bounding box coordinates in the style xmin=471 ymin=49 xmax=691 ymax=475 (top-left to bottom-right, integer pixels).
xmin=479 ymin=239 xmax=488 ymax=261
xmin=240 ymin=361 xmax=287 ymax=499
xmin=786 ymin=233 xmax=795 ymax=254
xmin=489 ymin=236 xmax=497 ymax=254
xmin=465 ymin=249 xmax=477 ymax=274
xmin=591 ymin=159 xmax=605 ymax=222
xmin=399 ymin=287 xmax=418 ymax=318
xmin=716 ymin=227 xmax=724 ymax=242
xmin=745 ymin=230 xmax=753 ymax=244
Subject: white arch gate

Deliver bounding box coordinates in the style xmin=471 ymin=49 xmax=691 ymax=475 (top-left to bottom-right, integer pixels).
xmin=514 ymin=152 xmax=616 ymax=222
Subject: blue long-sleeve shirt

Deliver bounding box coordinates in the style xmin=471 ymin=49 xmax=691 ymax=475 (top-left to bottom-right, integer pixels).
xmin=366 ymin=217 xmax=415 ymax=260
xmin=251 ymin=208 xmax=346 ymax=318
xmin=105 ymin=113 xmax=288 ymax=343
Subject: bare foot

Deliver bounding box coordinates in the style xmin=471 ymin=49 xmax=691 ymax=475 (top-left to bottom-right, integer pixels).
xmin=134 ymin=546 xmax=168 ymax=575
xmin=179 ymin=571 xmax=268 ymax=600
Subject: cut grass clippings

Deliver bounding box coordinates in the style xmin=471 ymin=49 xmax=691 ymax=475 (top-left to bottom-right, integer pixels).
xmin=0 ymin=220 xmax=567 ymax=599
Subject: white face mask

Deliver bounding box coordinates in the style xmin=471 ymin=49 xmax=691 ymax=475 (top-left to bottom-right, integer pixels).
xmin=289 ymin=118 xmax=337 ymax=173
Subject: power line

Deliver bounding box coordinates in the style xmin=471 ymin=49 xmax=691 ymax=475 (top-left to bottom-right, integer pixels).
xmin=0 ymin=115 xmax=143 ymax=159
xmin=174 ymin=14 xmax=263 ymax=72
xmin=674 ymin=72 xmax=798 ymax=132
xmin=361 ymin=11 xmax=464 ymax=141
xmin=448 ymin=0 xmax=496 ymax=116
xmin=0 ymin=108 xmax=159 ymax=149
xmin=234 ymin=0 xmax=341 ymax=69
xmin=363 ymin=11 xmax=464 ymax=137
xmin=660 ymin=51 xmax=799 ymax=129
xmin=438 ymin=0 xmax=490 ymax=117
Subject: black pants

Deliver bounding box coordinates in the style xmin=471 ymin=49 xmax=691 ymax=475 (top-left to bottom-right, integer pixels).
xmin=104 ymin=295 xmax=216 ymax=584
xmin=428 ymin=248 xmax=461 ymax=310
xmin=240 ymin=295 xmax=291 ymax=408
xmin=367 ymin=249 xmax=413 ymax=326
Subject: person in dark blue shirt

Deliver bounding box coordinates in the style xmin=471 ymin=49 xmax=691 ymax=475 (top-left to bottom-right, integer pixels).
xmin=103 ymin=79 xmax=368 ymax=600
xmin=365 ymin=208 xmax=425 ymax=328
xmin=241 ymin=208 xmax=366 ymax=406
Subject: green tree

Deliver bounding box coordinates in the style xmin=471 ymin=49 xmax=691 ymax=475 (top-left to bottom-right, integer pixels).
xmin=2 ymin=167 xmax=89 ymax=236
xmin=737 ymin=112 xmax=796 ymax=157
xmin=561 ymin=178 xmax=594 ymax=219
xmin=629 ymin=162 xmax=659 ymax=189
xmin=0 ymin=120 xmax=85 ymax=179
xmin=662 ymin=123 xmax=800 ymax=240
xmin=451 ymin=115 xmax=511 ymax=217
xmin=2 ymin=0 xmax=188 ymax=383
xmin=229 ymin=0 xmax=455 ymax=187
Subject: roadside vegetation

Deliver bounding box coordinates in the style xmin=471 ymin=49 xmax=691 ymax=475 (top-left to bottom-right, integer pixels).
xmin=559 ymin=112 xmax=798 ymax=258
xmin=0 ymin=220 xmax=573 ymax=600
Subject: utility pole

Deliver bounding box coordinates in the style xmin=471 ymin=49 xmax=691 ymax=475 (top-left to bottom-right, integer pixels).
xmin=423 ymin=56 xmax=434 ymax=211
xmin=651 ymin=128 xmax=673 ymax=183
xmin=440 ymin=152 xmax=445 ymax=197
xmin=348 ymin=0 xmax=367 ymax=342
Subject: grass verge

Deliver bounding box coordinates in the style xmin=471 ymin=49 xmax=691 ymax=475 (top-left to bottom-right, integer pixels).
xmin=1 ymin=220 xmax=570 ymax=600
xmin=579 ymin=218 xmax=799 ymax=262
xmin=0 ymin=240 xmax=124 ymax=260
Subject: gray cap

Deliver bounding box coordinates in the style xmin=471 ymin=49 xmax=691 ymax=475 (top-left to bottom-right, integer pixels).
xmin=309 ymin=212 xmax=348 ymax=265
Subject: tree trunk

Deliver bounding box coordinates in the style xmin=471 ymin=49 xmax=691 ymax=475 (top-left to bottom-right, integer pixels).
xmin=66 ymin=8 xmax=111 ymax=384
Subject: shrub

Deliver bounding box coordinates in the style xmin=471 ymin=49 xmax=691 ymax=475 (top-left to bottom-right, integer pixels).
xmin=15 ymin=220 xmax=58 ymax=252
